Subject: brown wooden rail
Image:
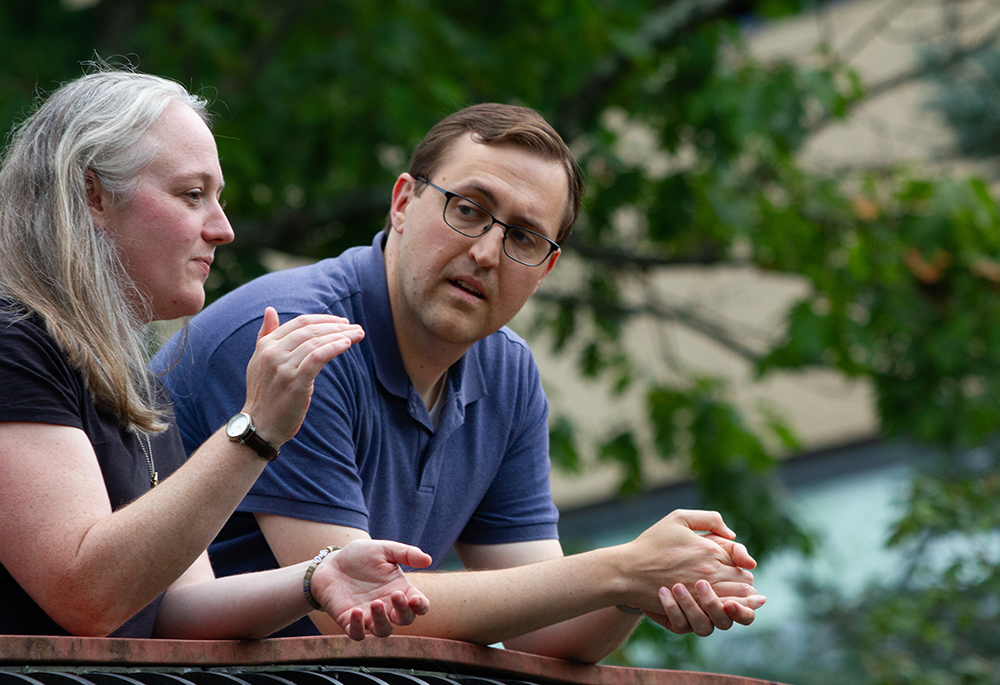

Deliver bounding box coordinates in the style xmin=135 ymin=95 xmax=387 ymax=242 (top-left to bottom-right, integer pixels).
xmin=0 ymin=635 xmax=788 ymax=685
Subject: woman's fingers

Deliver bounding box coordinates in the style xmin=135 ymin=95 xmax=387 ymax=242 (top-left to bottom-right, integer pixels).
xmin=255 ymin=306 xmax=281 ymax=341
xmin=368 ymin=600 xmax=393 ymax=638
xmin=344 ymin=607 xmax=366 ymax=641
xmin=244 ymin=313 xmax=365 ymax=442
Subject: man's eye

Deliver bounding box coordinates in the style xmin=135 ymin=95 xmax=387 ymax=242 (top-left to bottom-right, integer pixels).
xmin=456 ymin=201 xmax=485 ymax=220
xmin=185 ymin=190 xmax=203 ymax=202
xmin=508 ymin=228 xmax=538 ymax=247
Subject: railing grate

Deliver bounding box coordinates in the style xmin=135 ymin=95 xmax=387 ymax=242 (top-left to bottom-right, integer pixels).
xmin=2 ymin=669 xmax=542 ymax=685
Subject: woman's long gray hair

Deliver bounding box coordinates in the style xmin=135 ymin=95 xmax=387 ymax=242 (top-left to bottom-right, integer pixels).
xmin=0 ymin=65 xmax=210 ymax=433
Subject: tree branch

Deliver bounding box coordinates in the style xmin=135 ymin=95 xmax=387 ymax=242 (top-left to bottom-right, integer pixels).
xmin=533 ymin=290 xmax=766 ymax=364
xmin=829 ymin=0 xmax=918 ymax=64
xmin=809 ymin=23 xmax=1000 ymax=137
xmin=230 ymin=188 xmax=389 ymax=255
xmin=563 ymin=235 xmax=732 ymax=268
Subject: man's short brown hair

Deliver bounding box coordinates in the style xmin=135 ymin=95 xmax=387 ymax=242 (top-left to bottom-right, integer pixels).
xmin=407 ymin=103 xmax=583 ymax=244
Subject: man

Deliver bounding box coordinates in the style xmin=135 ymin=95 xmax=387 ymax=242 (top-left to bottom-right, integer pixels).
xmin=153 ymin=103 xmax=765 ymax=663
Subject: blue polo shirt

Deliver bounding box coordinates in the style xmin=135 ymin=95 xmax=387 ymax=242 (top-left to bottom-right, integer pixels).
xmin=152 ymin=232 xmax=559 ymax=624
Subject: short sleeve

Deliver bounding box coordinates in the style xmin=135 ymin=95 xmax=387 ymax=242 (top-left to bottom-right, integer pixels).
xmin=0 ymin=315 xmax=88 ymax=429
xmin=238 ymin=346 xmax=372 ymax=529
xmin=157 ymin=310 xmax=372 ymax=530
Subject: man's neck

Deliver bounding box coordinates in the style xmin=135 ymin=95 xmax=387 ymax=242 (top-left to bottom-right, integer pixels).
xmin=383 ymin=231 xmax=472 ymax=409
xmin=395 ymin=327 xmax=465 ymax=410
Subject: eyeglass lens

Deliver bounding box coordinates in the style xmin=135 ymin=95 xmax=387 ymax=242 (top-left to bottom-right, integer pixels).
xmin=443 ymin=195 xmax=552 ymax=266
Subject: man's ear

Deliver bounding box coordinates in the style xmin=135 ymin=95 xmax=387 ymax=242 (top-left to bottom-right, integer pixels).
xmin=85 ymin=170 xmax=109 ymax=227
xmin=388 ymin=173 xmax=416 ymax=235
xmin=532 ymin=249 xmax=560 ymax=295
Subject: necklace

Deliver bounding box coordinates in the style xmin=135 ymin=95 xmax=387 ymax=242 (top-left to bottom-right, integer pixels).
xmin=137 ymin=432 xmax=159 ymax=487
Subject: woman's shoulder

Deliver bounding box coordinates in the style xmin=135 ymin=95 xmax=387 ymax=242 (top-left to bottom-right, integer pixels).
xmin=0 ymin=298 xmax=89 ymax=425
xmin=0 ymin=297 xmax=31 ymax=322
xmin=0 ymin=299 xmax=79 ymax=383
xmin=0 ymin=299 xmax=52 ymax=344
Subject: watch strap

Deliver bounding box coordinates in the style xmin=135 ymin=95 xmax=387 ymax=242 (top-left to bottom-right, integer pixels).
xmin=238 ymin=429 xmax=279 ymax=461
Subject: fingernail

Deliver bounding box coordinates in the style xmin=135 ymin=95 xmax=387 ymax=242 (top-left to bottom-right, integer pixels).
xmin=695 ymin=580 xmax=709 ymax=593
xmin=673 ymin=584 xmax=686 ymax=599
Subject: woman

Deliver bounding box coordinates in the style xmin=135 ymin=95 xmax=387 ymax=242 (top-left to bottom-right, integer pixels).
xmin=0 ymin=66 xmax=430 ymax=639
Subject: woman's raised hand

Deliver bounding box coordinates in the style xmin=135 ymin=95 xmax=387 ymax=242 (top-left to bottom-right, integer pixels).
xmin=242 ymin=307 xmax=364 ymax=448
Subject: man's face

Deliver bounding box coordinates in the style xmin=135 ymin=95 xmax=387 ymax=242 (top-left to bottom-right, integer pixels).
xmin=386 ymin=134 xmax=567 ymax=352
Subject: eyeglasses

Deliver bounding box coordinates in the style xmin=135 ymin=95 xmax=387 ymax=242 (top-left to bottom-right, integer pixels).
xmin=417 ymin=177 xmax=560 ymax=267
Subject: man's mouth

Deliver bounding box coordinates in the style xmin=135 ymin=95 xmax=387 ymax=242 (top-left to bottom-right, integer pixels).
xmin=450 ymin=279 xmax=485 ymax=300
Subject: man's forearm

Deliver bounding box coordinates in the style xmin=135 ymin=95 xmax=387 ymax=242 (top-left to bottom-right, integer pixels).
xmin=310 ymin=547 xmax=635 ymax=657
xmin=502 ymin=607 xmax=640 ymax=663
xmin=296 ymin=511 xmax=761 ymax=657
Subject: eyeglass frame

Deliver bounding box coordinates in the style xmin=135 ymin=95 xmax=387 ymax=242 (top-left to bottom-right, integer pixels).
xmin=416 ymin=177 xmax=561 ymax=267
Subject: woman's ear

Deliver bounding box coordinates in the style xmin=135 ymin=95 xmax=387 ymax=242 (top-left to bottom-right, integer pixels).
xmin=85 ymin=170 xmax=109 ymax=227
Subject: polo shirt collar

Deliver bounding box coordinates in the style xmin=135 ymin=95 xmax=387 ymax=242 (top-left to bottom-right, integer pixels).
xmin=360 ymin=232 xmax=488 ymax=413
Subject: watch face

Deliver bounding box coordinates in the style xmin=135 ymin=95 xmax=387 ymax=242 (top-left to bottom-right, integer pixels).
xmin=227 ymin=413 xmax=251 ymax=438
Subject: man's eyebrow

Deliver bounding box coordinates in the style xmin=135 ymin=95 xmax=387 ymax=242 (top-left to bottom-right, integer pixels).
xmin=460 ymin=181 xmax=551 ymax=236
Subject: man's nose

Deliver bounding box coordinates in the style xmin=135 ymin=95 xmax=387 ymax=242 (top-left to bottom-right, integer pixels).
xmin=468 ymin=222 xmax=504 ymax=268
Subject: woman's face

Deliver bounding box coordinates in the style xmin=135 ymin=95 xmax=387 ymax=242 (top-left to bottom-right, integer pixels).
xmin=91 ymin=101 xmax=234 ymax=322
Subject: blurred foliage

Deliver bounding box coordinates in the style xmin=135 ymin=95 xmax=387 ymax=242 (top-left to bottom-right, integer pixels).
xmin=3 ymin=0 xmax=1000 ymax=681
xmin=928 ymin=45 xmax=1000 ymax=165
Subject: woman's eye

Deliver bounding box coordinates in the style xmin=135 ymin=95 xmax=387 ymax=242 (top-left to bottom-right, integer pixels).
xmin=185 ymin=190 xmax=203 ymax=202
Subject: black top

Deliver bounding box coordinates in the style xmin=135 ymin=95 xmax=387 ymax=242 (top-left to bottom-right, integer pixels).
xmin=0 ymin=302 xmax=188 ymax=636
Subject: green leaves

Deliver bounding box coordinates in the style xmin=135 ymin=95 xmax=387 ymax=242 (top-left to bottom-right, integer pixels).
xmin=548 ymin=414 xmax=582 ymax=474
xmin=761 ymin=175 xmax=1000 ymax=451
xmin=891 ymin=468 xmax=1000 ymax=543
xmin=599 ymin=431 xmax=643 ymax=495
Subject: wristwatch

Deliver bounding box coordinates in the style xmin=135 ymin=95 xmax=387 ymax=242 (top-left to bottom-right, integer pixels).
xmin=226 ymin=412 xmax=279 ymax=461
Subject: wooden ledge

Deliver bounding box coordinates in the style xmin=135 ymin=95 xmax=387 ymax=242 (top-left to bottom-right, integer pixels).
xmin=0 ymin=635 xmax=785 ymax=685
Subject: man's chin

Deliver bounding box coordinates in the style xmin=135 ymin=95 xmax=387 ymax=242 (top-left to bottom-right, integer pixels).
xmin=424 ymin=317 xmax=491 ymax=347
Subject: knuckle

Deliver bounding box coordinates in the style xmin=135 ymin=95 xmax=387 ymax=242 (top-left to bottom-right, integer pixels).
xmin=273 ymin=363 xmax=297 ymax=384
xmin=697 ymin=562 xmax=719 ymax=578
xmin=256 ymin=344 xmax=280 ymax=365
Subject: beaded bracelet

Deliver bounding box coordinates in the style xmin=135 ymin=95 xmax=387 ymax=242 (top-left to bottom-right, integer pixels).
xmin=303 ymin=545 xmax=341 ymax=611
